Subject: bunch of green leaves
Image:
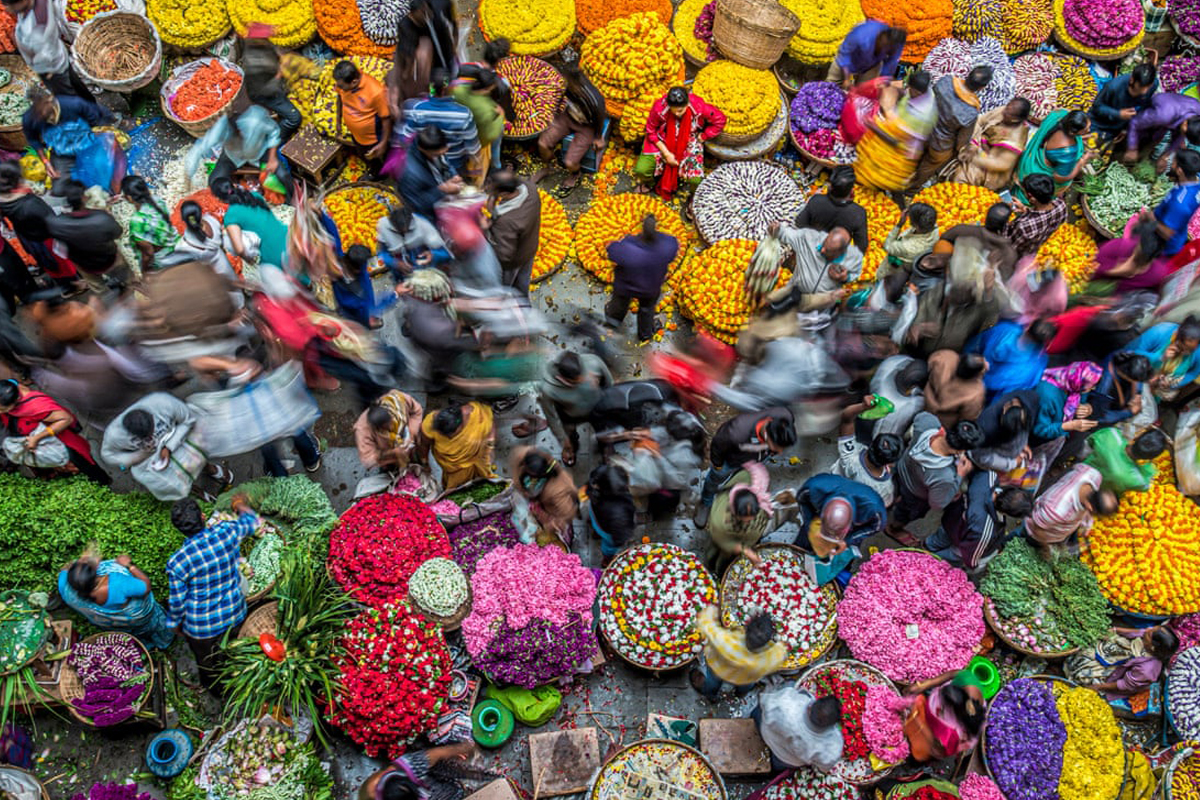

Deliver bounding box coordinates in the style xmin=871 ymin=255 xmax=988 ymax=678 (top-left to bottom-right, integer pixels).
xmin=215 ymin=476 xmax=337 ymax=553
xmin=217 ymin=549 xmax=352 ymax=746
xmin=445 ymin=480 xmax=505 ymax=506
xmin=980 ymin=538 xmax=1053 ymax=617
xmin=1048 ymin=556 xmax=1111 ymax=649
xmin=0 ymin=666 xmax=46 ymax=730
xmin=166 ymin=766 xmax=206 ymax=800
xmin=0 ymin=475 xmax=182 ymax=598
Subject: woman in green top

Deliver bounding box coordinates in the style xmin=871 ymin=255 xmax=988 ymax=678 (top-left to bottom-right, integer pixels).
xmin=1013 ymin=110 xmax=1096 ymax=203
xmin=213 ymin=179 xmax=288 ymax=269
xmin=705 ymin=462 xmax=773 ymax=575
xmin=452 ymin=70 xmax=504 ymax=179
xmin=1082 ymin=426 xmax=1168 ymax=495
xmin=121 ymin=176 xmax=179 ymax=272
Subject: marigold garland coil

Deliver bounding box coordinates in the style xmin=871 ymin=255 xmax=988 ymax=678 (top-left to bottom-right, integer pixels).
xmin=672 ymin=0 xmax=714 ymax=64
xmin=479 ymin=0 xmax=575 ymax=57
xmin=780 ymin=0 xmax=863 ymax=63
xmin=325 ymin=186 xmax=400 ymax=250
xmin=314 ymin=0 xmax=391 ymax=57
xmin=1054 ymin=54 xmax=1098 ymax=112
xmin=532 ymin=189 xmax=573 ymax=283
xmin=953 ymin=0 xmax=1003 ymax=40
xmin=146 ymin=0 xmax=230 ymax=49
xmin=228 ymin=0 xmax=315 ymax=47
xmin=496 ymin=56 xmax=565 ymax=138
xmin=680 ymin=239 xmax=789 ymax=342
xmin=857 ymin=188 xmax=902 ymax=286
xmin=1013 ymin=53 xmax=1059 ymax=122
xmin=859 ymin=0 xmax=954 ymax=61
xmin=580 ymin=12 xmax=683 ymax=112
xmin=1036 ymin=224 xmax=1096 ymax=293
xmin=577 ymin=0 xmax=672 ymax=35
xmin=691 ymin=61 xmax=779 ymax=139
xmin=1000 ymin=0 xmax=1054 ymax=53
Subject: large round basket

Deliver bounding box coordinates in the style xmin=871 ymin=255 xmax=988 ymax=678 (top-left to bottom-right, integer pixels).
xmin=982 ymin=675 xmax=1077 ymax=788
xmin=887 ymin=779 xmax=960 ymax=799
xmin=1081 ymin=195 xmax=1120 ymax=240
xmin=798 ymin=659 xmax=898 ymax=785
xmin=1162 ymin=744 xmax=1197 ymax=800
xmin=237 ymin=601 xmax=280 ymax=640
xmin=982 ymin=598 xmax=1080 ymax=659
xmin=788 ymin=124 xmax=841 ymax=168
xmin=1171 ymin=17 xmax=1200 ymax=49
xmin=0 ymin=56 xmax=38 ymax=152
xmin=719 ymin=543 xmax=838 ymax=671
xmin=705 ymin=97 xmax=789 ymax=162
xmin=591 ymin=739 xmax=727 ymax=800
xmin=60 ymin=632 xmax=155 ymax=727
xmin=0 ymin=766 xmax=51 ymax=800
xmin=0 ymin=590 xmax=52 ymax=678
xmin=712 ymin=90 xmax=788 ymax=146
xmin=497 ymin=55 xmax=564 ymax=142
xmin=712 ymin=0 xmax=800 ymax=70
xmin=409 ymin=584 xmax=473 ymax=632
xmin=160 ymin=57 xmax=244 ymax=138
xmin=71 ymin=10 xmax=162 ymax=92
xmin=1053 ymin=26 xmax=1146 ymax=62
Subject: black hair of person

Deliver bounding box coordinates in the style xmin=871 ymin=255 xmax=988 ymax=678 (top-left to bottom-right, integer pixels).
xmin=907 ymin=69 xmax=931 ymax=95
xmin=732 ymin=491 xmax=760 ymax=517
xmin=1061 ymin=110 xmax=1089 ymax=135
xmin=63 ymin=180 xmax=87 ymax=212
xmin=908 ymin=202 xmax=937 ymax=232
xmin=1130 ymin=428 xmax=1169 ymax=460
xmin=984 ymin=202 xmax=1012 ymax=233
xmin=366 ymin=404 xmax=393 ymax=431
xmin=965 ymin=65 xmax=994 ymax=92
xmin=332 ymin=60 xmax=360 ymax=84
xmin=744 ymin=612 xmax=776 ymax=651
xmin=1027 ymin=319 xmax=1058 ymax=348
xmin=809 ymin=696 xmax=842 ymax=730
xmin=897 ymin=359 xmax=930 ymax=393
xmin=171 ymin=498 xmax=206 ymax=537
xmin=828 ymin=165 xmax=856 ymax=200
xmin=121 ymin=175 xmax=171 ymax=224
xmin=1007 ymin=97 xmax=1032 ymax=122
xmin=344 ymin=244 xmax=372 ymax=275
xmin=180 ymin=200 xmax=207 ymax=241
xmin=416 ymin=126 xmax=448 ymax=152
xmin=482 ymin=38 xmax=510 ymax=64
xmin=555 ymin=352 xmax=583 ymax=380
xmin=995 ymin=488 xmax=1033 ymax=517
xmin=1111 ymin=351 xmax=1153 ymax=381
xmin=211 ymin=178 xmax=270 ymax=211
xmin=1131 ymin=62 xmax=1157 ymax=87
xmin=1151 ymin=627 xmax=1180 ymax=659
xmin=956 ymin=353 xmax=987 ymax=380
xmin=1094 ymin=489 xmax=1120 ymax=515
xmin=666 ymin=410 xmax=707 ymax=458
xmin=765 ymin=417 xmax=796 ymax=449
xmin=122 ymin=409 xmax=155 ymax=438
xmin=67 ymin=560 xmax=98 ymax=595
xmin=941 ymin=684 xmax=985 ymax=735
xmin=473 ymin=69 xmax=497 ymax=91
xmin=1177 ymin=148 xmax=1200 ymax=178
xmin=666 ymin=86 xmax=689 ymax=107
xmin=0 ymin=160 xmax=21 ymax=192
xmin=869 ymin=433 xmax=903 ymax=466
xmin=1179 ymin=314 xmax=1200 ymax=342
xmin=999 ymin=404 xmax=1029 ymax=437
xmin=388 ymin=205 xmax=414 ymax=235
xmin=946 ymin=420 xmax=984 ymax=451
xmin=432 ymin=403 xmax=464 ymax=436
xmin=641 ymin=214 xmax=657 ymax=242
xmin=1022 ymin=173 xmax=1056 ymax=205
xmin=0 ymin=380 xmax=17 ymax=407
xmin=521 ymin=449 xmax=559 ymax=478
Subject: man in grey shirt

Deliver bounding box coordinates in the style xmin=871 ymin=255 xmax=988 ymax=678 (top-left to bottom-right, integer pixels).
xmin=752 ymin=683 xmax=844 ymax=772
xmin=911 ymin=66 xmax=994 ymax=188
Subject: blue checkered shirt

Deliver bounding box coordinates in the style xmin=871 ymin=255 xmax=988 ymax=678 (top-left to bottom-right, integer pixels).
xmin=166 ymin=512 xmax=258 ymax=639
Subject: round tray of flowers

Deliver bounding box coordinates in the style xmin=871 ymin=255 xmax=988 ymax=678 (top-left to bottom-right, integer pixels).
xmin=798 ymin=659 xmax=898 ymax=785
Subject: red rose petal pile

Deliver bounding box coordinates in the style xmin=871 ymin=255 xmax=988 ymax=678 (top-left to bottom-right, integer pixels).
xmin=328 ymin=493 xmax=451 ymax=608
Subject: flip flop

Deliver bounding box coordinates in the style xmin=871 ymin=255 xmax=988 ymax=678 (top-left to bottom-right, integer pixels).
xmin=887 ymin=529 xmax=921 ymax=547
xmin=511 ymin=417 xmax=549 ymax=438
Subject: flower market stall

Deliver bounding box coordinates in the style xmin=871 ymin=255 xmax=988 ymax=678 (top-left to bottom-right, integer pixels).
xmin=591 ymin=739 xmax=726 ymax=800
xmin=678 ymin=238 xmax=789 ymax=343
xmin=496 ymin=56 xmax=564 ymax=140
xmin=690 ymin=161 xmax=803 ymax=245
xmin=799 ymin=659 xmax=899 ymax=784
xmin=1080 ymin=160 xmax=1174 ymax=238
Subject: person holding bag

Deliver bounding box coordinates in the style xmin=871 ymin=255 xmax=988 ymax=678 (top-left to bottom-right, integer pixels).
xmin=0 ymin=378 xmax=108 ymax=482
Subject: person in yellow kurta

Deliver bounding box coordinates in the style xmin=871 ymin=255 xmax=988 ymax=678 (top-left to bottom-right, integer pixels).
xmin=689 ymin=605 xmax=788 ymax=701
xmin=418 ymin=401 xmax=497 ymax=491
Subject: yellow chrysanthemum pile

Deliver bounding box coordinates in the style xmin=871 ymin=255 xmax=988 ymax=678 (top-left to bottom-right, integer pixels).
xmin=1000 ymin=0 xmax=1054 ymax=53
xmin=479 ymin=0 xmax=575 ymax=56
xmin=617 ymin=89 xmax=660 ymax=142
xmin=325 ymin=186 xmax=399 ymax=249
xmin=672 ymin=0 xmax=713 ymax=63
xmin=1037 ymin=223 xmax=1097 ymax=293
xmin=780 ymin=0 xmax=862 ymax=62
xmin=1055 ymin=687 xmax=1125 ymax=800
xmin=691 ymin=60 xmax=779 ymax=139
xmin=289 ymin=56 xmax=390 ymax=140
xmin=228 ymin=0 xmax=314 ymax=46
xmin=912 ymin=183 xmax=1001 ymax=229
xmin=857 ymin=188 xmax=902 ymax=286
xmin=581 ymin=12 xmax=683 ymax=117
xmin=147 ymin=0 xmax=230 ymax=49
xmin=532 ymin=190 xmax=574 ymax=283
xmin=679 ymin=239 xmax=789 ymax=343
xmin=953 ymin=0 xmax=1003 ymax=40
xmin=1055 ymin=54 xmax=1099 ymax=111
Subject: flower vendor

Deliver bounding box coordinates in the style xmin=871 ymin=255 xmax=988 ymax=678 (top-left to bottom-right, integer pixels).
xmin=923 ymin=351 xmax=987 ymax=428
xmin=483 ymin=167 xmax=541 ymax=296
xmin=164 ymin=494 xmax=257 ymax=688
xmin=585 ymin=462 xmax=636 ymax=564
xmin=604 ymin=410 xmax=707 ymax=514
xmin=214 ymin=181 xmax=288 ymax=270
xmin=418 ymin=400 xmax=497 ymax=491
xmin=882 ymin=203 xmax=940 ymax=274
xmin=0 ymin=377 xmax=108 ymax=483
xmin=1024 ymin=462 xmax=1118 ymax=547
xmin=693 ymin=406 xmax=796 ymax=529
xmin=1065 ymin=626 xmax=1179 ymax=698
xmin=1013 ymin=109 xmax=1095 ymax=202
xmin=1006 ymin=175 xmax=1068 ymax=258
xmin=827 ymin=21 xmax=907 ymax=88
xmin=856 ymin=72 xmax=940 ymax=193
xmin=120 ymin=176 xmax=180 ymax=273
xmin=376 ymin=205 xmax=452 ymax=276
xmin=21 ymin=85 xmax=114 ymax=194
xmin=603 ymin=214 xmax=678 ymax=343
xmin=902 ymin=669 xmax=986 ymax=762
xmin=888 ymin=412 xmax=983 ymax=543
xmin=795 ymin=472 xmax=887 ymax=553
xmin=332 ymin=244 xmax=398 ymax=329
xmin=510 ymin=445 xmax=578 ymax=548
xmin=925 ymin=469 xmax=1033 ymax=571
xmin=1090 ymin=62 xmax=1158 ymax=143
xmin=334 ymin=60 xmax=393 ymax=167
xmin=1127 ymin=316 xmax=1200 ymax=402
xmin=172 ymin=202 xmax=239 ymax=302
xmin=394 ymin=70 xmax=481 ymax=176
xmin=764 ymin=225 xmax=862 ymax=332
xmin=354 ymin=388 xmax=424 ymax=475
xmin=0 ymin=162 xmax=70 ymax=283
xmin=1082 ymin=426 xmax=1165 ymax=495
xmin=970 ymin=390 xmax=1042 ymax=474
xmin=242 ymin=27 xmax=302 ymax=142
xmin=58 ymin=552 xmax=173 ymax=650
xmin=391 ymin=0 xmax=460 ymax=110
xmin=2 ymin=0 xmax=97 ymax=105
xmin=795 ymin=166 xmax=869 ymax=254
xmin=689 ymin=605 xmax=787 ymax=700
xmin=188 ymin=104 xmax=292 ymax=203
xmin=951 ymin=98 xmax=1032 ymax=191
xmin=912 ymin=66 xmax=994 ymax=188
xmin=44 ymin=181 xmax=124 ymax=291
xmin=1122 ymin=92 xmax=1200 ymax=169
xmin=1144 ymin=150 xmax=1200 ymax=258
xmin=400 ymin=127 xmax=466 ymax=222
xmin=397 ymin=270 xmax=477 ymax=388
xmin=451 ymin=70 xmax=504 ymax=179
xmin=965 ymin=319 xmax=1057 ymax=399
xmin=538 ymin=64 xmax=608 ymax=193
xmin=357 ymin=741 xmax=474 ymax=800
xmin=752 ymin=684 xmax=844 ymax=772
xmin=705 ymin=461 xmax=774 ymax=574
xmin=636 ymin=86 xmax=727 ymax=201
xmin=536 ymin=351 xmax=613 ymax=467
xmin=863 ymin=357 xmax=928 ymax=439
xmin=460 ymin=39 xmax=514 ymax=120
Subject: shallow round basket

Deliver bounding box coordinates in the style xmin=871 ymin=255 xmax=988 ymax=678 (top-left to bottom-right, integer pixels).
xmin=60 ymin=632 xmax=155 ymax=727
xmin=706 ymin=96 xmax=789 ymax=162
xmin=71 ymin=10 xmax=162 ymax=92
xmin=887 ymin=779 xmax=960 ymax=799
xmin=711 ymin=89 xmax=787 ymax=147
xmin=237 ymin=601 xmax=280 ymax=640
xmin=0 ymin=765 xmax=51 ymax=800
xmin=1171 ymin=17 xmax=1200 ymax=49
xmin=799 ymin=659 xmax=898 ymax=785
xmin=982 ymin=599 xmax=1080 ymax=659
xmin=591 ymin=739 xmax=727 ymax=800
xmin=788 ymin=124 xmax=840 ymax=168
xmin=160 ymin=57 xmax=244 ymax=138
xmin=1161 ymin=744 xmax=1196 ymax=800
xmin=982 ymin=675 xmax=1078 ymax=787
xmin=1053 ymin=26 xmax=1146 ymax=62
xmin=409 ymin=584 xmax=473 ymax=632
xmin=1081 ymin=195 xmax=1120 ymax=240
xmin=324 ymin=180 xmax=401 ymax=212
xmin=773 ymin=59 xmax=802 ymax=97
xmin=0 ymin=56 xmax=37 ymax=152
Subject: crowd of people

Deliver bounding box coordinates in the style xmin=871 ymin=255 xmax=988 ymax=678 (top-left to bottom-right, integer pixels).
xmin=0 ymin=0 xmax=1199 ymax=795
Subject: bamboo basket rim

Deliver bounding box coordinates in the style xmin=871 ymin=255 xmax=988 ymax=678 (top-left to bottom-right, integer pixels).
xmin=982 ymin=598 xmax=1081 ymax=659
xmin=60 ymin=632 xmax=155 ymax=727
xmin=591 ymin=738 xmax=728 ymax=800
xmin=0 ymin=765 xmax=51 ymax=800
xmin=712 ymin=0 xmax=801 ymax=72
xmin=160 ymin=57 xmax=244 ymax=137
xmin=704 ymin=93 xmax=789 ymax=162
xmin=1053 ymin=25 xmax=1147 ymax=62
xmin=773 ymin=61 xmax=803 ymax=97
xmin=711 ymin=90 xmax=785 ymax=146
xmin=1080 ymin=194 xmax=1120 ymax=240
xmin=71 ymin=10 xmax=162 ymax=92
xmin=237 ymin=600 xmax=280 ymax=640
xmin=0 ymin=56 xmax=37 ymax=136
xmin=788 ymin=123 xmax=841 ymax=168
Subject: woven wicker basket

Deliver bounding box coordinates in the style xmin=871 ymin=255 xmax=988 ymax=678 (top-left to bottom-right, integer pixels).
xmin=713 ymin=0 xmax=800 ymax=70
xmin=1081 ymin=195 xmax=1120 ymax=240
xmin=788 ymin=123 xmax=840 ymax=168
xmin=0 ymin=766 xmax=51 ymax=800
xmin=0 ymin=56 xmax=39 ymax=152
xmin=71 ymin=10 xmax=162 ymax=92
xmin=160 ymin=57 xmax=244 ymax=138
xmin=238 ymin=601 xmax=280 ymax=640
xmin=982 ymin=599 xmax=1080 ymax=659
xmin=60 ymin=632 xmax=155 ymax=726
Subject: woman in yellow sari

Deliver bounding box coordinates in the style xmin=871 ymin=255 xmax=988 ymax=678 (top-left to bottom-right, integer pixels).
xmin=856 ymin=71 xmax=939 ymax=192
xmin=418 ymin=400 xmax=497 ymax=490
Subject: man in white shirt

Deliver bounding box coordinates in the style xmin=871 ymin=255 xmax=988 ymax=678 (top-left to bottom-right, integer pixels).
xmin=2 ymin=0 xmax=97 ymax=104
xmin=752 ymin=683 xmax=844 ymax=772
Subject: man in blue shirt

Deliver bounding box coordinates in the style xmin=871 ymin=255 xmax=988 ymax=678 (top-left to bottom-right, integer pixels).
xmin=1090 ymin=62 xmax=1157 ymax=140
xmin=21 ymin=85 xmax=112 ymax=188
xmin=827 ymin=21 xmax=906 ymax=87
xmin=1148 ymin=149 xmax=1200 ymax=257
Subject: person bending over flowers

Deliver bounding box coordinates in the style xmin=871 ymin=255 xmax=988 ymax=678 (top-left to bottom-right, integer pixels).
xmin=636 ymin=86 xmax=726 ymax=202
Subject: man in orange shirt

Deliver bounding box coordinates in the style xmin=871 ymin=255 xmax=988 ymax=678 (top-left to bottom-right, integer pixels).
xmin=333 ymin=61 xmax=393 ymax=165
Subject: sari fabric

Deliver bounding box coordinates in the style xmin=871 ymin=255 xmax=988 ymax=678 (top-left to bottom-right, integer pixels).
xmin=421 ymin=402 xmax=496 ymax=490
xmin=57 ymin=560 xmax=173 ymax=649
xmin=1042 ymin=361 xmax=1104 ymax=421
xmin=1014 ymin=109 xmax=1082 ymax=202
xmin=1 ymin=389 xmax=94 ymax=464
xmin=856 ymin=89 xmax=938 ymax=192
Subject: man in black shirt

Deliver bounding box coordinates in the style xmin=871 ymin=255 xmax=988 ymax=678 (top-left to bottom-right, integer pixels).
xmin=795 ymin=165 xmax=868 ymax=254
xmin=242 ymin=29 xmax=301 ymax=142
xmin=44 ymin=180 xmax=123 ymax=288
xmin=694 ymin=407 xmax=797 ymax=528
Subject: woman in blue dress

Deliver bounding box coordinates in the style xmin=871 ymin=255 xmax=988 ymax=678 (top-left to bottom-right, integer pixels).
xmin=57 ymin=554 xmax=174 ymax=649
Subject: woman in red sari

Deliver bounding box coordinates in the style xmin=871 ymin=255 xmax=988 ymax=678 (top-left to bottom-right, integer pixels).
xmin=635 ymin=87 xmax=726 ymax=201
xmin=0 ymin=379 xmax=109 ymax=483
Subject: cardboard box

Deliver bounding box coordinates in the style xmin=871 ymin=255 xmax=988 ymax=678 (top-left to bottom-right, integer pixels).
xmin=463 ymin=779 xmax=520 ymax=800
xmin=698 ymin=718 xmax=771 ymax=776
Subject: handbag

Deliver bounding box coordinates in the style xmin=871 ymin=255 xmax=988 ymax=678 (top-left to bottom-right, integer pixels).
xmin=2 ymin=425 xmax=70 ymax=468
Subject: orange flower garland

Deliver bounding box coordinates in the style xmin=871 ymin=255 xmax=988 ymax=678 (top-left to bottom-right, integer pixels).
xmin=856 ymin=188 xmax=902 ymax=286
xmin=1037 ymin=223 xmax=1097 ymax=293
xmin=617 ymin=86 xmax=669 ymax=142
xmin=679 ymin=239 xmax=789 ymax=342
xmin=575 ymin=193 xmax=692 ymax=283
xmin=0 ymin=10 xmax=16 ymax=52
xmin=859 ymin=0 xmax=954 ymax=61
xmin=912 ymin=183 xmax=1002 ymax=230
xmin=577 ymin=0 xmax=673 ymax=35
xmin=532 ymin=189 xmax=574 ymax=283
xmin=315 ymin=1 xmax=391 ymax=57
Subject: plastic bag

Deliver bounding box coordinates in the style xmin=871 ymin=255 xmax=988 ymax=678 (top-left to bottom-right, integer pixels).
xmin=2 ymin=425 xmax=69 ymax=467
xmin=891 ymin=288 xmax=918 ymax=345
xmin=72 ymin=130 xmax=126 ymax=193
xmin=1176 ymin=404 xmax=1200 ymax=496
xmin=484 ymin=683 xmax=561 ymax=727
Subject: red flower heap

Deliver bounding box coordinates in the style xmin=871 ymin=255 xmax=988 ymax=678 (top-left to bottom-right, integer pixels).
xmin=811 ymin=671 xmax=869 ymax=761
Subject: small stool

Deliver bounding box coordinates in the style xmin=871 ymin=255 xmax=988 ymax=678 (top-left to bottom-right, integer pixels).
xmin=281 ymin=126 xmax=344 ymax=186
xmin=558 ymin=119 xmax=611 ymax=174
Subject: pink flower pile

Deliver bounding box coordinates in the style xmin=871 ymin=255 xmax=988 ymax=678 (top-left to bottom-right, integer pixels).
xmin=837 ymin=550 xmax=985 ymax=683
xmin=1062 ymin=0 xmax=1143 ymax=47
xmin=862 ymin=684 xmax=910 ymax=762
xmin=959 ymin=773 xmax=1006 ymax=800
xmin=461 ymin=543 xmax=596 ymax=656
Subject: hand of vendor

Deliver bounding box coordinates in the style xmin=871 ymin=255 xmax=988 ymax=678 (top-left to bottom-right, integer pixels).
xmin=366 ymin=142 xmax=386 ymax=160
xmin=439 ymin=176 xmax=465 ymax=194
xmin=116 ymin=554 xmax=132 ymax=567
xmin=230 ymin=493 xmax=253 ymax=516
xmin=1123 ymin=150 xmax=1139 ymax=165
xmin=264 ymin=157 xmax=280 ymax=177
xmin=740 ymin=545 xmax=762 ymax=567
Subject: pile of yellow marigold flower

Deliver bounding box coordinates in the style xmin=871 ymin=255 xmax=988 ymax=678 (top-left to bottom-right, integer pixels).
xmin=581 ymin=12 xmax=683 ymax=117
xmin=691 ymin=61 xmax=779 ymax=140
xmin=325 ymin=186 xmax=399 ymax=249
xmin=147 ymin=0 xmax=230 ymax=49
xmin=228 ymin=0 xmax=314 ymax=46
xmin=532 ymin=190 xmax=574 ymax=283
xmin=912 ymin=183 xmax=1001 ymax=230
xmin=479 ymin=0 xmax=575 ymax=56
xmin=780 ymin=0 xmax=862 ymax=62
xmin=1037 ymin=223 xmax=1097 ymax=293
xmin=679 ymin=239 xmax=788 ymax=343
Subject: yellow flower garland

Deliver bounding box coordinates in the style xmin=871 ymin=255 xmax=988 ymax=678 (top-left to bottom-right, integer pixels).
xmin=147 ymin=0 xmax=230 ymax=49
xmin=325 ymin=186 xmax=400 ymax=249
xmin=228 ymin=0 xmax=314 ymax=46
xmin=617 ymin=86 xmax=669 ymax=142
xmin=1036 ymin=223 xmax=1096 ymax=293
xmin=532 ymin=189 xmax=574 ymax=283
xmin=780 ymin=0 xmax=863 ymax=63
xmin=581 ymin=12 xmax=683 ymax=113
xmin=576 ymin=193 xmax=692 ymax=283
xmin=679 ymin=239 xmax=789 ymax=343
xmin=479 ymin=0 xmax=575 ymax=57
xmin=1000 ymin=0 xmax=1054 ymax=53
xmin=912 ymin=183 xmax=1002 ymax=230
xmin=289 ymin=56 xmax=391 ymax=140
xmin=672 ymin=0 xmax=712 ymax=64
xmin=856 ymin=188 xmax=902 ymax=287
xmin=1055 ymin=54 xmax=1100 ymax=111
xmin=691 ymin=60 xmax=779 ymax=139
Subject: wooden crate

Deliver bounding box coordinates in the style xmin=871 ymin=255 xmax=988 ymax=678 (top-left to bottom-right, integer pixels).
xmin=463 ymin=779 xmax=520 ymax=800
xmin=528 ymin=727 xmax=601 ymax=797
xmin=281 ymin=126 xmax=344 ymax=186
xmin=698 ymin=718 xmax=772 ymax=777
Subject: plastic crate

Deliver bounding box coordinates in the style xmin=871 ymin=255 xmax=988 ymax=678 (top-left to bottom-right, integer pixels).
xmin=558 ymin=119 xmax=611 ymax=174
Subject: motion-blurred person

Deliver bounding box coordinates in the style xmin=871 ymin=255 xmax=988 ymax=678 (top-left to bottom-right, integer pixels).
xmin=1123 ymin=93 xmax=1200 ymax=169
xmin=865 ymin=355 xmax=928 ymax=438
xmin=1024 ymin=462 xmax=1118 ymax=548
xmin=483 ymin=168 xmax=540 ymax=295
xmin=881 ymin=203 xmax=939 ymax=275
xmin=694 ymin=407 xmax=795 ymax=528
xmin=1083 ymin=426 xmax=1167 ymax=495
xmin=376 ymin=205 xmax=451 ymax=276
xmin=706 ymin=462 xmax=774 ymax=575
xmin=925 ymin=470 xmax=1033 ymax=571
xmin=536 ymin=351 xmax=613 ymax=467
xmin=585 ymin=463 xmax=636 ymax=566
xmin=827 ymin=21 xmax=906 ymax=86
xmin=888 ymin=413 xmax=983 ymax=544
xmin=923 ymin=351 xmax=987 ymax=428
xmin=911 ymin=66 xmax=994 ymax=188
xmin=952 ymin=98 xmax=1032 ymax=191
xmin=44 ymin=180 xmax=123 ymax=291
xmin=965 ymin=318 xmax=1057 ymax=398
xmin=604 ymin=215 xmax=678 ymax=342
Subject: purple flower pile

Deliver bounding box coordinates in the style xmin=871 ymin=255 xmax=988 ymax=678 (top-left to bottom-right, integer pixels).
xmin=984 ymin=679 xmax=1066 ymax=800
xmin=1063 ymin=0 xmax=1144 ymax=46
xmin=72 ymin=784 xmax=152 ymax=800
xmin=1171 ymin=0 xmax=1200 ymax=36
xmin=1160 ymin=54 xmax=1200 ymax=92
xmin=472 ymin=614 xmax=598 ymax=686
xmin=693 ymin=0 xmax=719 ymax=61
xmin=789 ymin=81 xmax=846 ymax=134
xmin=448 ymin=511 xmax=521 ymax=576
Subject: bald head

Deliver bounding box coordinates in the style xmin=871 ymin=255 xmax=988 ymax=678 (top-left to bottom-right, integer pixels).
xmin=823 ymin=227 xmax=851 ymax=260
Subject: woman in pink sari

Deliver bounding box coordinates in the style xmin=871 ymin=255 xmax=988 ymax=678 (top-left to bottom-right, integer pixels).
xmin=0 ymin=379 xmax=109 ymax=483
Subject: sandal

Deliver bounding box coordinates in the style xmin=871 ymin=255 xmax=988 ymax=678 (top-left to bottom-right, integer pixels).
xmin=887 ymin=528 xmax=921 ymax=547
xmin=511 ymin=416 xmax=549 ymax=438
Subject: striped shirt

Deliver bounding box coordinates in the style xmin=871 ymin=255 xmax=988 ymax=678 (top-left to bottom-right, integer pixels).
xmin=166 ymin=512 xmax=258 ymax=639
xmin=398 ymin=96 xmax=481 ymax=169
xmin=695 ymin=605 xmax=788 ymax=686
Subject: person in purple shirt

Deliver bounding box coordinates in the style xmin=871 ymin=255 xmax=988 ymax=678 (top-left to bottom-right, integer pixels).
xmin=1123 ymin=92 xmax=1200 ymax=169
xmin=1073 ymin=625 xmax=1178 ymax=700
xmin=604 ymin=214 xmax=678 ymax=342
xmin=1146 ymin=149 xmax=1200 ymax=256
xmin=827 ymin=21 xmax=906 ymax=88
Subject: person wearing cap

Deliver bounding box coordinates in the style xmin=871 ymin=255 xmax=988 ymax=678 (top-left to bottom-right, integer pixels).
xmin=636 ymin=86 xmax=726 ymax=201
xmin=794 ymin=473 xmax=887 ymax=553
